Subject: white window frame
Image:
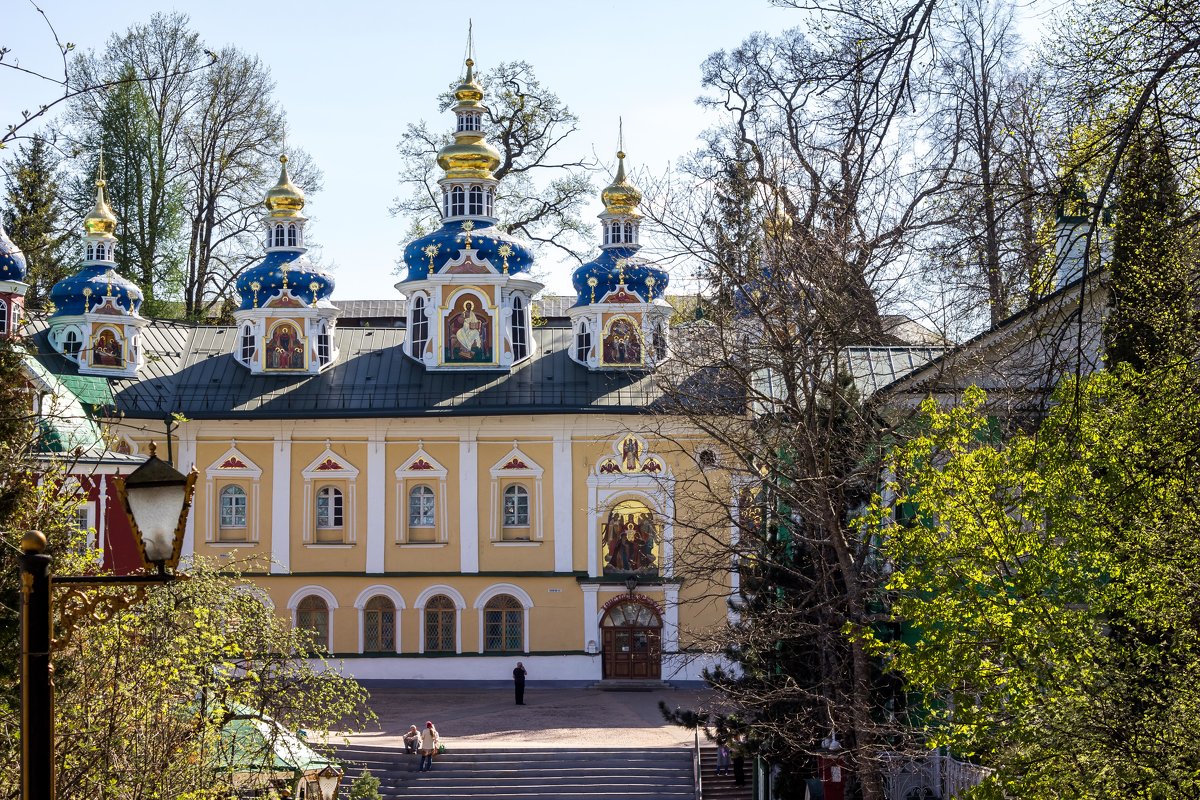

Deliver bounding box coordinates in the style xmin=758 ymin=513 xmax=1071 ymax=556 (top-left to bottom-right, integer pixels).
xmin=287 ymin=586 xmax=338 ymax=652
xmin=511 ymin=296 xmax=528 ymax=361
xmin=409 ymin=294 xmax=430 ymax=358
xmin=395 ymin=446 xmax=448 ymax=543
xmin=414 ymin=585 xmax=466 ymax=654
xmin=219 ymin=484 xmax=249 ymax=529
xmin=473 ymin=584 xmax=533 ymax=655
xmin=407 ymin=484 xmax=437 ymax=528
xmin=353 ymin=585 xmax=406 ymax=654
xmin=315 ymin=485 xmax=344 ymax=529
xmin=204 ymin=444 xmax=263 ymax=544
xmin=488 ymin=445 xmax=544 ymax=542
xmin=300 ymin=447 xmax=360 ymax=545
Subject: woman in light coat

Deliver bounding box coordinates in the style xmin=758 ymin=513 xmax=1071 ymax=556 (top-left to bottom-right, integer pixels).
xmin=418 ymin=721 xmax=440 ymax=772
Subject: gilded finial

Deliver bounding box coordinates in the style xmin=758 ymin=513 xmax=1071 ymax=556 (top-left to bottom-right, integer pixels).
xmin=601 ymin=124 xmax=642 ymax=217
xmin=148 ymin=441 xmax=158 ymax=457
xmin=587 ymin=275 xmax=598 ymax=303
xmin=250 ymin=280 xmax=261 ymax=308
xmin=309 ymin=280 xmax=320 ymax=307
xmin=423 ymin=243 xmax=440 ymax=270
xmin=83 ymin=149 xmax=119 ymax=237
xmin=281 ymin=269 xmax=290 ymax=291
xmin=264 ymin=153 xmax=305 ymax=218
xmin=106 ymin=271 xmax=115 ymax=296
xmin=646 ymin=275 xmax=656 ymax=298
xmin=497 ymin=243 xmax=512 ymax=275
xmin=20 ymin=530 xmax=47 ymax=554
xmin=616 ymin=258 xmax=628 ymax=285
xmin=461 ymin=219 xmax=475 ymax=250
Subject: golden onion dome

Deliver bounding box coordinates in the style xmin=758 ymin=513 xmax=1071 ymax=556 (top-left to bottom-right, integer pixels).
xmin=83 ymin=156 xmax=118 ymax=238
xmin=437 ymin=58 xmax=501 ymax=181
xmin=601 ymin=151 xmax=643 ymax=216
xmin=454 ymin=58 xmax=485 ymax=106
xmin=264 ymin=154 xmax=305 ymax=218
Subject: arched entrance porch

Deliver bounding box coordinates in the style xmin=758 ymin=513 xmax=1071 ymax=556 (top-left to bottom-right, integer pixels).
xmin=600 ymin=596 xmax=662 ymax=679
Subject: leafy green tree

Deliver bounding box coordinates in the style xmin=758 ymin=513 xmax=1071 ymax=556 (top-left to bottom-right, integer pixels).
xmin=868 ymin=365 xmax=1200 ymax=797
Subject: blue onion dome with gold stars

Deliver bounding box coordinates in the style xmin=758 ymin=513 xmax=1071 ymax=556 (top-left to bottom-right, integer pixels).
xmin=49 ymin=265 xmax=144 ymax=316
xmin=572 ymin=149 xmax=668 ymax=307
xmin=0 ymin=219 xmax=28 ymax=282
xmin=401 ymin=220 xmax=535 ymax=282
xmin=236 ymin=155 xmax=336 ymax=310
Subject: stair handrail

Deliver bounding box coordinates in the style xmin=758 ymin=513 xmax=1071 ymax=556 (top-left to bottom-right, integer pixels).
xmin=694 ymin=728 xmax=703 ymax=800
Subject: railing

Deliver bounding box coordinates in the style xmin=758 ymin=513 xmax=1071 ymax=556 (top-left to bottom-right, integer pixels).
xmin=693 ymin=728 xmax=703 ymax=800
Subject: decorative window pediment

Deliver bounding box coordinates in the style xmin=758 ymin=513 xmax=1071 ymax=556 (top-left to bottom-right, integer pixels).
xmin=395 ymin=444 xmax=448 ymax=544
xmin=206 ymin=442 xmax=263 ymax=479
xmin=299 ymin=444 xmax=359 ymax=544
xmin=488 ymin=443 xmax=544 ymax=542
xmin=204 ymin=441 xmax=263 ymax=544
xmin=301 ymin=445 xmax=360 ymax=479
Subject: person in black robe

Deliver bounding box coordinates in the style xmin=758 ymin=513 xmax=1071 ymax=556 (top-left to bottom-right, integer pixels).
xmin=513 ymin=661 xmax=527 ymax=705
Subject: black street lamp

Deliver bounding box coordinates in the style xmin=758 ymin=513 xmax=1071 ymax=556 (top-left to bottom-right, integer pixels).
xmin=19 ymin=443 xmax=197 ymax=800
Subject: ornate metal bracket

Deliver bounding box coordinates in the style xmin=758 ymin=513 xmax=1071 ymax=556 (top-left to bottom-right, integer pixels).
xmin=51 ymin=574 xmax=179 ymax=649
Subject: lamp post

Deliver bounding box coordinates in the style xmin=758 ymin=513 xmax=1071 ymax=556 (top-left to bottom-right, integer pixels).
xmin=312 ymin=765 xmax=343 ymax=800
xmin=19 ymin=443 xmax=197 ymax=800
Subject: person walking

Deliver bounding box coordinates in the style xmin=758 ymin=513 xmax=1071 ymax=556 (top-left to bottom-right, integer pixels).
xmin=418 ymin=721 xmax=440 ymax=772
xmin=513 ymin=661 xmax=528 ymax=704
xmin=732 ymin=747 xmax=746 ymax=787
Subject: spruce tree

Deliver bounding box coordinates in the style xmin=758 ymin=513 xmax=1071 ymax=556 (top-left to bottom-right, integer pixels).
xmin=3 ymin=137 xmax=72 ymax=309
xmin=1107 ymin=126 xmax=1197 ymax=368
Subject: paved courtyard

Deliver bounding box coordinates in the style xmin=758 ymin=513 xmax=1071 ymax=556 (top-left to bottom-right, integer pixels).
xmin=335 ymin=683 xmax=716 ymax=749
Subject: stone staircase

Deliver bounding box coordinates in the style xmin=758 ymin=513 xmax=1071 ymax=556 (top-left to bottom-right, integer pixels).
xmin=336 ymin=744 xmax=696 ymax=799
xmin=698 ymin=746 xmax=753 ymax=800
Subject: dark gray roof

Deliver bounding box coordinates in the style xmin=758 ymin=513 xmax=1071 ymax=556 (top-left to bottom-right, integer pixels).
xmin=27 ymin=321 xmax=666 ymax=421
xmin=334 ymin=299 xmax=407 ymax=318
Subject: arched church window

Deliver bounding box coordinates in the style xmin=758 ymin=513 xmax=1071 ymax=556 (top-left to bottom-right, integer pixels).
xmin=424 ymin=595 xmax=456 ymax=652
xmin=296 ymin=595 xmax=330 ymax=649
xmin=484 ymin=594 xmax=523 ymax=653
xmin=240 ymin=324 xmax=256 ymax=365
xmin=409 ymin=295 xmax=429 ymax=358
xmin=503 ymin=484 xmax=529 ymax=528
xmin=86 ymin=244 xmax=94 ymax=261
xmin=408 ymin=485 xmax=436 ymax=528
xmin=63 ymin=329 xmax=81 ymax=357
xmin=511 ymin=296 xmax=528 ymax=360
xmin=486 ymin=188 xmax=495 ymax=216
xmin=273 ymin=225 xmax=284 ymax=247
xmin=575 ymin=322 xmax=592 ymax=362
xmin=624 ymin=222 xmax=634 ymax=243
xmin=0 ymin=299 xmax=8 ymax=335
xmin=450 ymin=186 xmax=465 ymax=217
xmin=220 ymin=485 xmax=247 ymax=528
xmin=364 ymin=595 xmax=396 ymax=652
xmin=316 ymin=486 xmax=343 ymax=529
xmin=653 ymin=323 xmax=668 ymax=360
xmin=288 ymin=223 xmax=297 ymax=247
xmin=469 ymin=186 xmax=484 ymax=216
xmin=316 ymin=321 xmax=331 ymax=365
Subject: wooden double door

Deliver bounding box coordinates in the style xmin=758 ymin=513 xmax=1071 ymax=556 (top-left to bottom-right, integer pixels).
xmin=601 ymin=600 xmax=662 ymax=679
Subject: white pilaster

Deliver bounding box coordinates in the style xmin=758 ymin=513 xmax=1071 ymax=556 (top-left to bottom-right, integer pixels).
xmin=582 ymin=583 xmax=600 ymax=652
xmin=553 ymin=437 xmax=573 ymax=572
xmin=271 ymin=434 xmax=292 ymax=574
xmin=586 ymin=479 xmax=599 ymax=577
xmin=663 ymin=583 xmax=680 ymax=653
xmin=366 ymin=439 xmax=385 ymax=573
xmin=459 ymin=434 xmax=479 ymax=573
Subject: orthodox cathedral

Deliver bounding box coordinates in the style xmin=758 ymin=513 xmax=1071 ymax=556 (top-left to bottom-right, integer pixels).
xmin=3 ymin=53 xmax=730 ymax=683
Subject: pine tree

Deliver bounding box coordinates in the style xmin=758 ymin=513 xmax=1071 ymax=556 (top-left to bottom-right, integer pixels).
xmin=1107 ymin=125 xmax=1197 ymax=368
xmin=3 ymin=137 xmax=73 ymax=309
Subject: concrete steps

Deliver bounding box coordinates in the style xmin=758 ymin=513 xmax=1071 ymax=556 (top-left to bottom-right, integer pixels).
xmin=336 ymin=744 xmax=695 ymax=800
xmin=699 ymin=746 xmax=753 ymax=800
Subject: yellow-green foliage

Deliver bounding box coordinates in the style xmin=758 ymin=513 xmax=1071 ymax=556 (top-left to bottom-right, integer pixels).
xmin=863 ymin=364 xmax=1200 ymax=798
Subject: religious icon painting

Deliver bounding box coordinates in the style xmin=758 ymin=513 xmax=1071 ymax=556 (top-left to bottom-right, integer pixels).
xmin=601 ymin=498 xmax=659 ymax=576
xmin=602 ymin=315 xmax=643 ymax=366
xmin=265 ymin=321 xmax=306 ymax=370
xmin=444 ymin=294 xmax=493 ymax=364
xmin=90 ymin=327 xmax=124 ymax=368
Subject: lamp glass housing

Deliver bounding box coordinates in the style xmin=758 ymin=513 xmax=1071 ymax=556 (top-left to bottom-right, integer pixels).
xmin=125 ymin=484 xmax=186 ymax=562
xmin=316 ymin=766 xmax=342 ymax=800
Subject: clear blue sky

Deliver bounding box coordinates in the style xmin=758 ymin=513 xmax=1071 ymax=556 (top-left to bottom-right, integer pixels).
xmin=3 ymin=0 xmax=805 ymax=299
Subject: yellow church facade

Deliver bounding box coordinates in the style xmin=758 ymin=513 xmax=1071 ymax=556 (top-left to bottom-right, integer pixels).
xmin=31 ymin=51 xmax=733 ymax=682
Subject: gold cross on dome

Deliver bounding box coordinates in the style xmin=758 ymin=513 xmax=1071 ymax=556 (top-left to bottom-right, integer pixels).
xmin=615 ymin=258 xmax=628 ymax=285
xmin=497 ymin=243 xmax=513 ymax=274
xmin=309 ymin=281 xmax=320 ymax=307
xmin=423 ymin=243 xmax=440 ymax=270
xmin=250 ymin=281 xmax=261 ymax=308
xmin=461 ymin=220 xmax=475 ymax=250
xmin=645 ymin=275 xmax=656 ymax=298
xmin=587 ymin=275 xmax=598 ymax=303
